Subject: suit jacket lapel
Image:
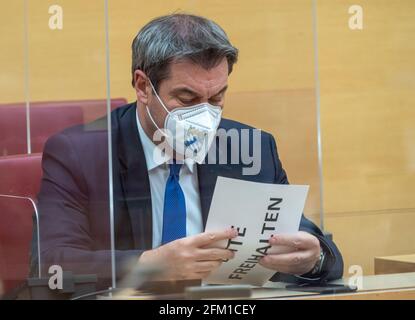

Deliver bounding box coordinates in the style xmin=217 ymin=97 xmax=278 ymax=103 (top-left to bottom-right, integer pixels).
xmin=117 ymin=103 xmax=153 ymax=250
xmin=197 ymin=163 xmax=217 ymax=229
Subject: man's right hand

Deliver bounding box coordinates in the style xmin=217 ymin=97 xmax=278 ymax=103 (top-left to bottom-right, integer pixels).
xmin=138 ymin=228 xmax=238 ymax=281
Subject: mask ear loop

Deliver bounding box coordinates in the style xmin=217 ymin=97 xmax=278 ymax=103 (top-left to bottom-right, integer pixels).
xmin=145 ymin=105 xmax=167 ymax=136
xmin=145 ymin=78 xmax=171 ymax=137
xmin=148 ymin=80 xmax=171 ymax=115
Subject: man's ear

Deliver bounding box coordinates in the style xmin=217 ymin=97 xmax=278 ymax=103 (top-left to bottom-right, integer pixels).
xmin=134 ymin=70 xmax=150 ymax=105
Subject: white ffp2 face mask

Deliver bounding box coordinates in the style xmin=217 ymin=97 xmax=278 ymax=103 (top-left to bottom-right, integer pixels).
xmin=146 ymin=80 xmax=222 ymax=163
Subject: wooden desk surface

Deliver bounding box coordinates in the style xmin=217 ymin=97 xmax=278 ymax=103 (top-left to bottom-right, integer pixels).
xmin=376 ymin=254 xmax=415 ymax=263
xmin=251 ymin=272 xmax=415 ymax=300
xmin=375 ymin=254 xmax=415 ymax=275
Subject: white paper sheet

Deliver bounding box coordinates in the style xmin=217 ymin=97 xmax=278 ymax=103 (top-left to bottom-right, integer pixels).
xmin=203 ymin=177 xmax=309 ymax=286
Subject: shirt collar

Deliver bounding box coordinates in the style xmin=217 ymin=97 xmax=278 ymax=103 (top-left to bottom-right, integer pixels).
xmin=135 ymin=108 xmax=195 ymax=173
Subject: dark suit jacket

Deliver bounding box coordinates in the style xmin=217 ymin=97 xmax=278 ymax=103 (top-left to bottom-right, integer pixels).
xmin=31 ymin=102 xmax=343 ymax=289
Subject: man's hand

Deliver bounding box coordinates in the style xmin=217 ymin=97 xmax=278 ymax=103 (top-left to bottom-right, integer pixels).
xmin=138 ymin=228 xmax=238 ymax=281
xmin=259 ymin=231 xmax=321 ymax=276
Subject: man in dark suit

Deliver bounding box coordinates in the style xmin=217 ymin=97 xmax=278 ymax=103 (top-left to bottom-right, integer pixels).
xmin=32 ymin=14 xmax=343 ymax=290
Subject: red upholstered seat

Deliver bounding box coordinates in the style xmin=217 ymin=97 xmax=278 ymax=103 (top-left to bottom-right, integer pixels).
xmin=0 ymin=98 xmax=127 ymax=156
xmin=0 ymin=153 xmax=42 ymax=296
xmin=0 ymin=105 xmax=83 ymax=157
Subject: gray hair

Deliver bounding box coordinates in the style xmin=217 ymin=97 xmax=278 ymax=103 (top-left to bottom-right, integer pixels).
xmin=131 ymin=13 xmax=239 ymax=89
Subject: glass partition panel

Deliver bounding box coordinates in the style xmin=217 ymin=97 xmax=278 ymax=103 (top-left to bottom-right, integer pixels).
xmin=0 ymin=1 xmax=31 ymax=299
xmin=27 ymin=0 xmax=114 ymax=299
xmin=316 ymin=0 xmax=415 ymax=288
xmin=107 ymin=0 xmax=325 ymax=296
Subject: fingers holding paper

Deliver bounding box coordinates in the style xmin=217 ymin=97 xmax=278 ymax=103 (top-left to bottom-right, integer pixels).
xmin=138 ymin=228 xmax=238 ymax=281
xmin=259 ymin=231 xmax=321 ymax=276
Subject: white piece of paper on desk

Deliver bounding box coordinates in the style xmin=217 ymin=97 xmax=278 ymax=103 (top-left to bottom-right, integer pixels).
xmin=203 ymin=177 xmax=309 ymax=287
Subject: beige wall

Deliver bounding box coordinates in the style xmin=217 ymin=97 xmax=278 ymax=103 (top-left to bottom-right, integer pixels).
xmin=1 ymin=0 xmax=414 ymax=277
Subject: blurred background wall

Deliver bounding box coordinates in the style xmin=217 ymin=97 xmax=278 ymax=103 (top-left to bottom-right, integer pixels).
xmin=0 ymin=0 xmax=414 ymax=277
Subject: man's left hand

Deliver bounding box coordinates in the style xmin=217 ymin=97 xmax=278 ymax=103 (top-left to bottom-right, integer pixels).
xmin=259 ymin=231 xmax=321 ymax=276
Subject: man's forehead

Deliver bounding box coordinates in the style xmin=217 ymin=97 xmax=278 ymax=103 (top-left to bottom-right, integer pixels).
xmin=166 ymin=59 xmax=228 ymax=95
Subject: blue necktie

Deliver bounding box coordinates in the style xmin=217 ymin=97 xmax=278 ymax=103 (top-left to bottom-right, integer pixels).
xmin=161 ymin=162 xmax=187 ymax=245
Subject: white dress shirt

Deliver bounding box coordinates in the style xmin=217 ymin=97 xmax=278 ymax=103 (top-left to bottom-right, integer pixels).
xmin=136 ymin=110 xmax=203 ymax=248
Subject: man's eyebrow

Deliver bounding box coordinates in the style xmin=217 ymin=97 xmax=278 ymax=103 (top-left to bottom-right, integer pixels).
xmin=170 ymin=87 xmax=201 ymax=97
xmin=169 ymin=85 xmax=228 ymax=98
xmin=213 ymin=85 xmax=228 ymax=96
